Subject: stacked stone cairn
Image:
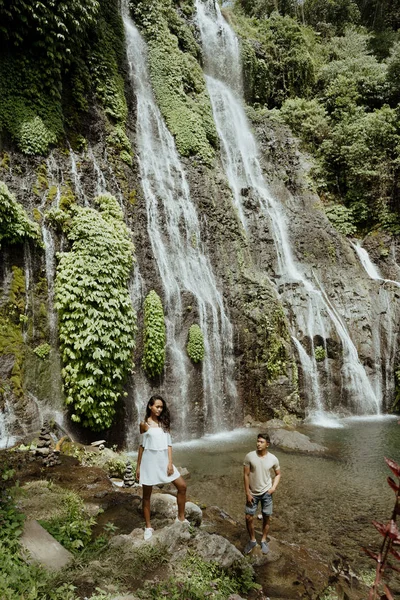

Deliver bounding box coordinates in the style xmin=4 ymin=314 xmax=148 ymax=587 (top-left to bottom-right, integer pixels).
xmin=43 ymin=448 xmax=61 ymax=467
xmin=35 ymin=421 xmax=52 ymax=460
xmin=123 ymin=462 xmax=136 ymax=487
xmin=34 ymin=422 xmax=61 ymax=467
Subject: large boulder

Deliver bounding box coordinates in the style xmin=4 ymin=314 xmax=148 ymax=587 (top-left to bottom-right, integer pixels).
xmin=189 ymin=531 xmax=243 ymax=568
xmin=269 ymin=429 xmax=326 ymax=452
xmin=138 ymin=492 xmax=202 ymax=525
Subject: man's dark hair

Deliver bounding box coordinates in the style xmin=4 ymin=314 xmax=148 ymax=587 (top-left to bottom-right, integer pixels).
xmin=258 ymin=432 xmax=270 ymax=443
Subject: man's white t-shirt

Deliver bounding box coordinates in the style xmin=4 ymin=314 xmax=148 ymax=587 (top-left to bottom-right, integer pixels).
xmin=243 ymin=450 xmax=280 ymax=495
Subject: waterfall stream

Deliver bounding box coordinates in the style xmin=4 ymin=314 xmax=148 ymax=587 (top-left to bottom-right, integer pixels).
xmin=123 ymin=7 xmax=237 ymax=436
xmin=196 ymin=0 xmax=380 ymax=417
xmin=352 ymin=241 xmax=400 ymax=409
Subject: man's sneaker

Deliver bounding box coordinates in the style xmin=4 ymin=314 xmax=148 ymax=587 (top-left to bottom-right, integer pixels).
xmin=261 ymin=540 xmax=270 ymax=554
xmin=244 ymin=540 xmax=257 ymax=555
xmin=144 ymin=527 xmax=154 ymax=541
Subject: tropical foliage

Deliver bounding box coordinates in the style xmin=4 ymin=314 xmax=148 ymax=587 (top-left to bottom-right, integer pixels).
xmin=186 ymin=324 xmax=205 ymax=363
xmin=0 ymin=182 xmax=41 ymax=247
xmin=142 ymin=290 xmax=166 ymax=378
xmin=54 ymin=194 xmax=136 ymax=430
xmin=233 ymin=0 xmax=400 ymax=235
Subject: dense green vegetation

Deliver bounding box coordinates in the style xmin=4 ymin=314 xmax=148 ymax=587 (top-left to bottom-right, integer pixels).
xmin=54 ymin=194 xmax=136 ymax=430
xmin=0 ymin=182 xmax=41 ymax=246
xmin=130 ymin=0 xmax=218 ymax=164
xmin=186 ymin=324 xmax=205 ymax=363
xmin=0 ymin=0 xmax=128 ymax=157
xmin=142 ymin=290 xmax=166 ymax=378
xmin=233 ymin=0 xmax=400 ymax=235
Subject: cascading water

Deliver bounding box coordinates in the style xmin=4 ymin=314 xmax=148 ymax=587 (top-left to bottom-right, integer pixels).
xmin=352 ymin=241 xmax=400 ymax=409
xmin=123 ymin=6 xmax=237 ymax=436
xmin=196 ymin=0 xmax=380 ymax=417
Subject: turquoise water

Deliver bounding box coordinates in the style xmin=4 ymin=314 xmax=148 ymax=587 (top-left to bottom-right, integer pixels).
xmin=172 ymin=417 xmax=399 ymax=565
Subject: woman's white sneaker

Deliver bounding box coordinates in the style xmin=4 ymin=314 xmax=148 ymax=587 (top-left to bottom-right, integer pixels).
xmin=144 ymin=527 xmax=154 ymax=540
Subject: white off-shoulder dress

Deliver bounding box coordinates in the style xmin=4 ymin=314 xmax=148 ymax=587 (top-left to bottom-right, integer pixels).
xmin=139 ymin=426 xmax=180 ymax=486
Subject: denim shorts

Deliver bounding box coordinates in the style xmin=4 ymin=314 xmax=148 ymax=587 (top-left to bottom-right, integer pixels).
xmin=245 ymin=491 xmax=273 ymax=516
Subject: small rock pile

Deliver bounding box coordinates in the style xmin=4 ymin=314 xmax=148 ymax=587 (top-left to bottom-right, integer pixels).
xmin=35 ymin=422 xmax=52 ymax=459
xmin=124 ymin=462 xmax=136 ymax=487
xmin=43 ymin=448 xmax=61 ymax=467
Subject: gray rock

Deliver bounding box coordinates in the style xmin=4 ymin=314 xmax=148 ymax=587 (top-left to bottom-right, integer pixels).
xmin=189 ymin=531 xmax=243 ymax=568
xmin=185 ymin=501 xmax=202 ymax=526
xmin=269 ymin=429 xmax=326 ymax=452
xmin=20 ymin=520 xmax=73 ymax=571
xmin=140 ymin=493 xmax=202 ymax=525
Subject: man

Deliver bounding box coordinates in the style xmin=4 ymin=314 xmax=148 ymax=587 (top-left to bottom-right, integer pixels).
xmin=243 ymin=432 xmax=281 ymax=554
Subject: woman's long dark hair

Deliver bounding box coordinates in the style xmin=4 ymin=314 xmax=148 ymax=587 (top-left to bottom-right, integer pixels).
xmin=145 ymin=395 xmax=170 ymax=432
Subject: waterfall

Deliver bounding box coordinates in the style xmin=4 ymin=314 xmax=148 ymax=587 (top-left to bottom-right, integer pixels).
xmin=68 ymin=145 xmax=88 ymax=205
xmin=123 ymin=7 xmax=238 ymax=436
xmin=0 ymin=400 xmax=17 ymax=449
xmin=196 ymin=0 xmax=380 ymax=416
xmin=352 ymin=241 xmax=400 ymax=409
xmin=88 ymin=145 xmax=108 ymax=197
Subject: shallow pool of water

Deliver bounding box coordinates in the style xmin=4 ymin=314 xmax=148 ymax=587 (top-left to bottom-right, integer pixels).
xmin=171 ymin=417 xmax=399 ymax=567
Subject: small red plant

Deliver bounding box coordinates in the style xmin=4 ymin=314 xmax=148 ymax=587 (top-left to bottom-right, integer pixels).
xmin=364 ymin=457 xmax=400 ymax=599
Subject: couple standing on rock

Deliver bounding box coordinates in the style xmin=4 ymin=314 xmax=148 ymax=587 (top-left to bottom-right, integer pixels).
xmin=135 ymin=395 xmax=281 ymax=555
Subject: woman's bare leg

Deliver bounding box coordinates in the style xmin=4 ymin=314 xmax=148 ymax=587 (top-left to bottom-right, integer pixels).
xmin=172 ymin=476 xmax=187 ymax=520
xmin=142 ymin=485 xmax=153 ymax=528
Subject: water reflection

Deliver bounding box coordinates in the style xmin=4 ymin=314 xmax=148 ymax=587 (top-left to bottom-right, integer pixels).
xmin=172 ymin=419 xmax=399 ymax=565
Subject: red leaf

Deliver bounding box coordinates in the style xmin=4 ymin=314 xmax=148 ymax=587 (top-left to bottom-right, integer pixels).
xmin=387 ymin=477 xmax=400 ymax=494
xmin=373 ymin=521 xmax=389 ymax=537
xmin=390 ymin=547 xmax=400 ymax=561
xmin=385 ymin=457 xmax=400 ymax=479
xmin=387 ymin=520 xmax=400 ymax=542
xmin=363 ymin=547 xmax=379 ymax=562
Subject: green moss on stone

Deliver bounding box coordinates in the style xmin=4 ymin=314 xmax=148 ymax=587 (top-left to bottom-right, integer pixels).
xmin=0 ymin=266 xmax=27 ymax=399
xmin=131 ymin=0 xmax=217 ymax=164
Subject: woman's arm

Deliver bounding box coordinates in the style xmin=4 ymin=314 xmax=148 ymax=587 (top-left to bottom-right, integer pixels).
xmin=136 ymin=444 xmax=143 ymax=481
xmin=167 ymin=445 xmax=173 ymax=476
xmin=136 ymin=422 xmax=148 ymax=481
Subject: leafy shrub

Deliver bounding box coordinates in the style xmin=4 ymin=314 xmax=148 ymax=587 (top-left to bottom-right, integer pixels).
xmin=55 ymin=194 xmax=136 ymax=430
xmin=33 ymin=343 xmax=51 ymax=360
xmin=138 ymin=552 xmax=258 ymax=599
xmin=142 ymin=290 xmax=166 ymax=378
xmin=324 ymin=204 xmax=357 ymax=235
xmin=0 ymin=182 xmax=41 ymax=247
xmin=280 ymin=97 xmax=330 ymax=145
xmin=314 ymin=345 xmax=326 ymax=361
xmin=18 ymin=116 xmax=57 ymax=155
xmin=186 ymin=324 xmax=205 ymax=363
xmin=40 ymin=491 xmax=96 ymax=553
xmin=104 ymin=456 xmax=133 ymax=478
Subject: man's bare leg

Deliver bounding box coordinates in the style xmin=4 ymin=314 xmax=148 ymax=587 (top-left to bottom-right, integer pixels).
xmin=245 ymin=513 xmax=256 ymax=542
xmin=261 ymin=514 xmax=270 ymax=542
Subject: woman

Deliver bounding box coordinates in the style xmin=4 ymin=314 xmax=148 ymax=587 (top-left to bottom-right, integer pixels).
xmin=136 ymin=394 xmax=188 ymax=540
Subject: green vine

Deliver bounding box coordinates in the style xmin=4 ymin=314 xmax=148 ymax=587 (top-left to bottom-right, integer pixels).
xmin=54 ymin=193 xmax=136 ymax=431
xmin=142 ymin=290 xmax=166 ymax=378
xmin=186 ymin=324 xmax=205 ymax=363
xmin=0 ymin=181 xmax=41 ymax=247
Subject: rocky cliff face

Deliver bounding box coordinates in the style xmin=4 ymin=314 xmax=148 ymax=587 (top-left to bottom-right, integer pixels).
xmin=0 ymin=0 xmax=399 ymax=448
